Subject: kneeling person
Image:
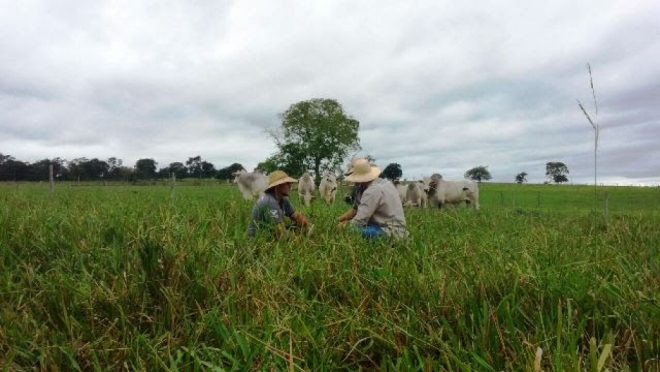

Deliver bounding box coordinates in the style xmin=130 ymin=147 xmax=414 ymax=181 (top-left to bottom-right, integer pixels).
xmin=343 ymin=159 xmax=408 ymax=239
xmin=247 ymin=170 xmax=311 ymax=238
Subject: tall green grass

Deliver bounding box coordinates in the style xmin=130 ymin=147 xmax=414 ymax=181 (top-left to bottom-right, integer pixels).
xmin=1 ymin=182 xmax=659 ymax=371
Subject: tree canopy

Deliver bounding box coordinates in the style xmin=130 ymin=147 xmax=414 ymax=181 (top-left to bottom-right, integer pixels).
xmin=380 ymin=163 xmax=402 ymax=181
xmin=134 ymin=159 xmax=158 ymax=180
xmin=546 ymin=162 xmax=569 ymax=184
xmin=268 ymin=98 xmax=360 ymax=183
xmin=464 ymin=165 xmax=492 ymax=182
xmin=216 ymin=163 xmax=245 ymax=180
xmin=515 ymin=172 xmax=528 ymax=184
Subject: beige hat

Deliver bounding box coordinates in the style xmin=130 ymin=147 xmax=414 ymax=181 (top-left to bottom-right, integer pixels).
xmin=345 ymin=157 xmax=361 ymax=176
xmin=266 ymin=170 xmax=298 ymax=190
xmin=345 ymin=158 xmax=381 ymax=183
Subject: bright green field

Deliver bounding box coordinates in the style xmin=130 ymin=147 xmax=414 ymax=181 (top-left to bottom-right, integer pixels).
xmin=1 ymin=182 xmax=659 ymax=371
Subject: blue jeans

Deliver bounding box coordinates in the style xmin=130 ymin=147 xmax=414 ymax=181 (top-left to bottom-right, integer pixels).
xmin=357 ymin=225 xmax=385 ymax=239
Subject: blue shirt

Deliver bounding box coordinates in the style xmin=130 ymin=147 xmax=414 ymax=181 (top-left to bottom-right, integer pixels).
xmin=247 ymin=192 xmax=296 ymax=237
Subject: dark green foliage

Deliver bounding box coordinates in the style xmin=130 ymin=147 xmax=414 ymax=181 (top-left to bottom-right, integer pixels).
xmin=381 ymin=163 xmax=403 ymax=181
xmin=266 ymin=98 xmax=360 ymax=183
xmin=546 ymin=162 xmax=570 ymax=184
xmin=465 ymin=165 xmax=492 ymax=182
xmin=134 ymin=158 xmax=158 ymax=180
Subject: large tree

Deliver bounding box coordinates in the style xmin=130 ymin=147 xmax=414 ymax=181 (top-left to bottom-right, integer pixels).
xmin=216 ymin=163 xmax=245 ymax=180
xmin=256 ymin=143 xmax=307 ymax=177
xmin=164 ymin=162 xmax=188 ymax=180
xmin=186 ymin=156 xmax=203 ymax=178
xmin=134 ymin=158 xmax=158 ymax=180
xmin=68 ymin=158 xmax=109 ymax=181
xmin=465 ymin=165 xmax=492 ymax=182
xmin=546 ymin=162 xmax=569 ymax=184
xmin=270 ymin=98 xmax=360 ymax=183
xmin=515 ymin=172 xmax=528 ymax=184
xmin=380 ymin=163 xmax=402 ymax=181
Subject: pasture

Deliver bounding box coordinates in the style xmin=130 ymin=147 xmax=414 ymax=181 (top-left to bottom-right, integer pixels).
xmin=1 ymin=182 xmax=659 ymax=371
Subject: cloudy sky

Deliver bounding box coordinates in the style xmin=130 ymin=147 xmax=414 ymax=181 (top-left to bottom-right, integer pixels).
xmin=1 ymin=0 xmax=658 ymax=185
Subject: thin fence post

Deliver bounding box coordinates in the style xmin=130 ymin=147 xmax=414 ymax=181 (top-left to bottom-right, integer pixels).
xmin=170 ymin=172 xmax=176 ymax=200
xmin=604 ymin=192 xmax=609 ymax=224
xmin=49 ymin=163 xmax=54 ymax=194
xmin=537 ymin=191 xmax=541 ymax=208
xmin=513 ymin=190 xmax=516 ymax=209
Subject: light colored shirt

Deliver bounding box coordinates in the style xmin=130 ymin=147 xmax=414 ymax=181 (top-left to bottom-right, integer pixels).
xmin=351 ymin=178 xmax=408 ymax=239
xmin=247 ymin=192 xmax=295 ymax=237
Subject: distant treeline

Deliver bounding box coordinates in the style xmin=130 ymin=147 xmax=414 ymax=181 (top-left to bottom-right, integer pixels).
xmin=0 ymin=153 xmax=244 ymax=182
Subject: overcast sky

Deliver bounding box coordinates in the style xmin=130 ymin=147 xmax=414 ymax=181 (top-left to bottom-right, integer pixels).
xmin=1 ymin=0 xmax=658 ymax=185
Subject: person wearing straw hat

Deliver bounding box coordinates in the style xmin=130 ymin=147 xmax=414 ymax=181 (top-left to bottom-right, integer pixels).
xmin=338 ymin=157 xmax=368 ymax=222
xmin=340 ymin=158 xmax=408 ymax=239
xmin=247 ymin=170 xmax=312 ymax=238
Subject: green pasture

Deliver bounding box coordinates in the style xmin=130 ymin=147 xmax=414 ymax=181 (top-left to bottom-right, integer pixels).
xmin=0 ymin=182 xmax=659 ymax=371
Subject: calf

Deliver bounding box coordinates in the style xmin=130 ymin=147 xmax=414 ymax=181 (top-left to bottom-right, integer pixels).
xmin=404 ymin=180 xmax=429 ymax=208
xmin=297 ymin=172 xmax=315 ymax=207
xmin=319 ymin=173 xmax=338 ymax=205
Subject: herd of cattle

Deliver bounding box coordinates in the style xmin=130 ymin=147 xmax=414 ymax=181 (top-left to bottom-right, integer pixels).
xmin=232 ymin=170 xmax=480 ymax=210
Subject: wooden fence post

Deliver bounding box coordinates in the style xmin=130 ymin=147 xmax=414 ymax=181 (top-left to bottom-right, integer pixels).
xmin=604 ymin=192 xmax=609 ymax=224
xmin=49 ymin=163 xmax=54 ymax=194
xmin=170 ymin=172 xmax=176 ymax=200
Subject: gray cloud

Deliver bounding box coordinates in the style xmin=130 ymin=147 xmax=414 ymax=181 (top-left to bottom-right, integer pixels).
xmin=1 ymin=0 xmax=659 ymax=184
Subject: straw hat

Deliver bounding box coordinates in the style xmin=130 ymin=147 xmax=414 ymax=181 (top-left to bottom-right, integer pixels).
xmin=344 ymin=158 xmax=361 ymax=176
xmin=266 ymin=170 xmax=298 ymax=190
xmin=345 ymin=158 xmax=381 ymax=183
xmin=345 ymin=157 xmax=375 ymax=176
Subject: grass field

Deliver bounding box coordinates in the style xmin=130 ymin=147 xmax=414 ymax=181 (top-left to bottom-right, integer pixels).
xmin=1 ymin=182 xmax=659 ymax=371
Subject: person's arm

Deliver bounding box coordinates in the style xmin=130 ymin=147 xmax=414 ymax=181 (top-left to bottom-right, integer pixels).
xmin=283 ymin=198 xmax=311 ymax=232
xmin=338 ymin=208 xmax=357 ymax=222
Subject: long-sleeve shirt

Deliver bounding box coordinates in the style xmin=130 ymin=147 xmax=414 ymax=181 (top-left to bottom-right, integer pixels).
xmin=351 ymin=178 xmax=408 ymax=239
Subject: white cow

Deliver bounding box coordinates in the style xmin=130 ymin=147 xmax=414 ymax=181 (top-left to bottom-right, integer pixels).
xmin=404 ymin=180 xmax=429 ymax=208
xmin=233 ymin=170 xmax=268 ymax=201
xmin=426 ymin=176 xmax=479 ymax=210
xmin=319 ymin=173 xmax=338 ymax=205
xmin=396 ymin=184 xmax=408 ymax=203
xmin=297 ymin=172 xmax=315 ymax=207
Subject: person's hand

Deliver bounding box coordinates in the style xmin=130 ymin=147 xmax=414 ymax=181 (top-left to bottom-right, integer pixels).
xmin=337 ymin=220 xmax=348 ymax=230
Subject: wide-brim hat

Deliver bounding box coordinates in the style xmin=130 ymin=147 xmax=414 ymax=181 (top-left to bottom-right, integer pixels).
xmin=345 ymin=157 xmax=375 ymax=176
xmin=266 ymin=170 xmax=298 ymax=190
xmin=345 ymin=158 xmax=381 ymax=183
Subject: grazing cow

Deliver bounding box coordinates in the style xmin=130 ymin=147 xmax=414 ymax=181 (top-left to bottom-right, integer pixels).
xmin=319 ymin=173 xmax=338 ymax=205
xmin=392 ymin=180 xmax=408 ymax=203
xmin=297 ymin=172 xmax=315 ymax=207
xmin=233 ymin=170 xmax=268 ymax=201
xmin=426 ymin=176 xmax=479 ymax=210
xmin=404 ymin=180 xmax=429 ymax=208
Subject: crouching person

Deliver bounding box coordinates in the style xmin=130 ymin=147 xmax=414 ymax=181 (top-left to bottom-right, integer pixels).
xmin=247 ymin=170 xmax=312 ymax=238
xmin=339 ymin=159 xmax=408 ymax=240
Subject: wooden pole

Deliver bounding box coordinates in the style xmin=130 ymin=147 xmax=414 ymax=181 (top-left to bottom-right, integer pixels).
xmin=604 ymin=192 xmax=609 ymax=224
xmin=49 ymin=163 xmax=54 ymax=194
xmin=170 ymin=172 xmax=176 ymax=200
